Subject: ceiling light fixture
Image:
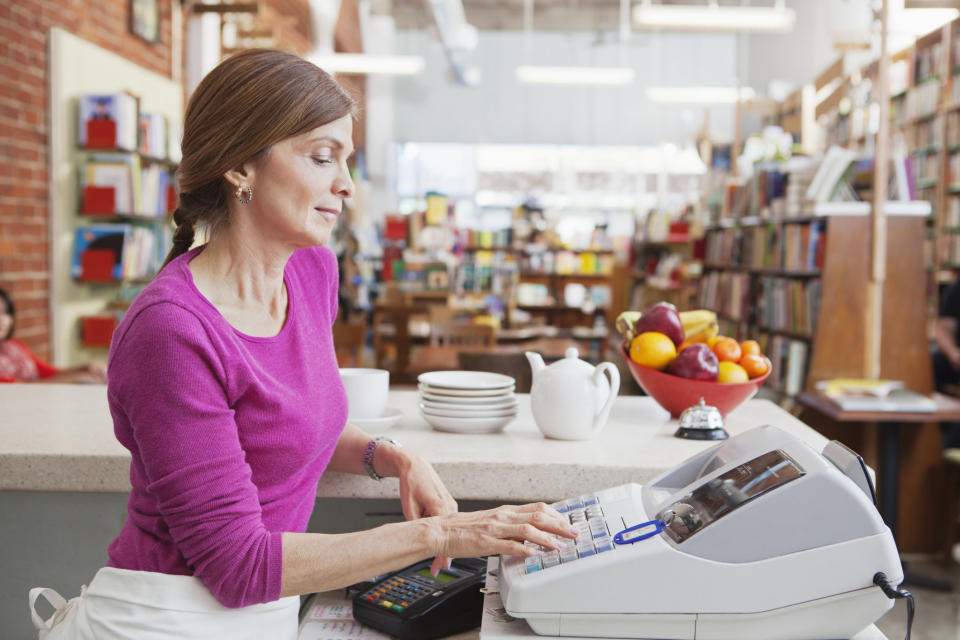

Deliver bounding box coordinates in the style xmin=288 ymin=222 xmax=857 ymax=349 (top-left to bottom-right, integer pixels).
xmin=646 ymin=86 xmax=757 ymax=104
xmin=306 ymin=0 xmax=425 ymax=76
xmin=516 ymin=65 xmax=636 ymax=85
xmin=308 ymin=53 xmax=425 ymax=76
xmin=515 ymin=0 xmax=634 ymax=86
xmin=633 ymin=1 xmax=796 ymax=33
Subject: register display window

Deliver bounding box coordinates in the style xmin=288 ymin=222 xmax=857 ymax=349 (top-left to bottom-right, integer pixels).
xmin=659 ymin=450 xmax=805 ymax=543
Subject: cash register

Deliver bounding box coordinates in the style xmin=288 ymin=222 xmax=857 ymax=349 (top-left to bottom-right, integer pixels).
xmin=499 ymin=425 xmax=904 ymax=639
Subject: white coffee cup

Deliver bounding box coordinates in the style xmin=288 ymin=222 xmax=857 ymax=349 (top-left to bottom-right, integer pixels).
xmin=340 ymin=368 xmax=389 ymax=420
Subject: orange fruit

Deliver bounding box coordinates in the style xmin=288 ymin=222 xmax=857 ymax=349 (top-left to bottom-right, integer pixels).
xmin=707 ymin=335 xmax=724 ymax=349
xmin=712 ymin=337 xmax=742 ymax=363
xmin=717 ymin=361 xmax=749 ymax=383
xmin=740 ymin=340 xmax=761 ymax=358
xmin=739 ymin=353 xmax=770 ymax=379
xmin=630 ymin=331 xmax=678 ymax=371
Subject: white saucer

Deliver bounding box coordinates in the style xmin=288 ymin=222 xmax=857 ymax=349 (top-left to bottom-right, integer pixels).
xmin=418 ymin=383 xmax=515 ymax=398
xmin=420 ymin=392 xmax=517 ymax=407
xmin=349 ymin=406 xmax=403 ymax=432
xmin=420 ymin=396 xmax=519 ymax=412
xmin=418 ymin=370 xmax=516 ymax=390
xmin=420 ymin=411 xmax=516 ymax=434
xmin=419 ymin=403 xmax=518 ymax=419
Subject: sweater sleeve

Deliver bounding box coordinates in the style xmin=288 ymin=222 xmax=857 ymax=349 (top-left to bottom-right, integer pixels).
xmin=107 ymin=302 xmax=282 ymax=608
xmin=13 ymin=339 xmax=59 ymax=378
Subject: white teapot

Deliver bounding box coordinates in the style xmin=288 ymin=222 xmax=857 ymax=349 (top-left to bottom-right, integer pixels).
xmin=526 ymin=347 xmax=620 ymax=440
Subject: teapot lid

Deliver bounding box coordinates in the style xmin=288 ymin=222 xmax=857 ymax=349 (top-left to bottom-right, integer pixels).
xmin=674 ymin=398 xmax=728 ymax=441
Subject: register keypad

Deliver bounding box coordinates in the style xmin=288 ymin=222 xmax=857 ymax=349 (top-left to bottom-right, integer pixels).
xmin=522 ymin=494 xmax=616 ymax=573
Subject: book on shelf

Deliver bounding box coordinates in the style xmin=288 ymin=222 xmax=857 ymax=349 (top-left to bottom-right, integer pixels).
xmin=77 ymin=93 xmax=139 ymax=151
xmin=759 ymin=334 xmax=809 ymax=397
xmin=82 ymin=154 xmax=139 ymax=214
xmin=138 ymin=113 xmax=168 ymax=159
xmin=755 ymin=277 xmax=821 ymax=337
xmin=697 ymin=270 xmax=749 ymax=321
xmin=72 ymin=224 xmax=167 ymax=282
xmin=806 ymin=146 xmax=859 ymax=203
xmin=80 ymin=154 xmax=174 ymax=216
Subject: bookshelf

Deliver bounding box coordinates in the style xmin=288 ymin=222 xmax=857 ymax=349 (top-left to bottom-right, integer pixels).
xmin=630 ymin=230 xmax=703 ymax=312
xmin=515 ymin=249 xmax=615 ymax=331
xmin=49 ymin=29 xmax=183 ymax=366
xmin=699 ymin=214 xmax=824 ymax=398
xmin=772 ymin=28 xmax=957 ymax=555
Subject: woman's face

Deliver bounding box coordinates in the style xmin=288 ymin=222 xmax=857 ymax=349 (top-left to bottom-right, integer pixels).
xmin=0 ymin=300 xmax=12 ymax=340
xmin=239 ymin=115 xmax=355 ymax=249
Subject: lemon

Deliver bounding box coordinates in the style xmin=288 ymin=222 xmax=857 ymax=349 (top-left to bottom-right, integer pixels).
xmin=630 ymin=331 xmax=677 ymax=370
xmin=717 ymin=361 xmax=749 ymax=383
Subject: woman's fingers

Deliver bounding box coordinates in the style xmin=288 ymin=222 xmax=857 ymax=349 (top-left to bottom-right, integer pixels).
xmin=508 ymin=522 xmax=568 ymax=551
xmin=498 ymin=504 xmax=576 ymax=539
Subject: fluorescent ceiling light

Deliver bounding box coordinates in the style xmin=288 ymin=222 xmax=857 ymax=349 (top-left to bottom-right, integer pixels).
xmin=633 ymin=4 xmax=796 ymax=33
xmin=516 ymin=66 xmax=635 ymax=85
xmin=308 ymin=54 xmax=425 ymax=76
xmin=646 ymin=86 xmax=756 ymax=104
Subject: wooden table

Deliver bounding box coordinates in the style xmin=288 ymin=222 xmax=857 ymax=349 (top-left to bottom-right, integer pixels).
xmin=797 ymin=391 xmax=960 ymax=541
xmin=797 ymin=391 xmax=960 ymax=591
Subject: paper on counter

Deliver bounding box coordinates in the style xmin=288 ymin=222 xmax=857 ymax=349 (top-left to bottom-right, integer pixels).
xmin=298 ymin=592 xmax=391 ymax=640
xmin=298 ymin=620 xmax=391 ymax=640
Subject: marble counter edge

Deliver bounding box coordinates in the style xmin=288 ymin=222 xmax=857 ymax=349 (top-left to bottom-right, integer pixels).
xmin=0 ymin=456 xmax=655 ymax=501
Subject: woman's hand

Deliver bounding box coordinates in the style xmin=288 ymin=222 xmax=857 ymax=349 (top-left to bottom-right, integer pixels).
xmin=388 ymin=449 xmax=459 ymax=575
xmin=83 ymin=361 xmax=107 ymax=383
xmin=427 ymin=502 xmax=577 ymax=562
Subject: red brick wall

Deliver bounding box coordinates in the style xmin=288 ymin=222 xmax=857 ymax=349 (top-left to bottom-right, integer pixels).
xmin=0 ymin=0 xmax=177 ymax=360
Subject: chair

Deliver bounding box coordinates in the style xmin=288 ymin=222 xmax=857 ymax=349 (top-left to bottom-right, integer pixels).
xmin=429 ymin=322 xmax=495 ymax=348
xmin=402 ymin=323 xmax=496 ymax=381
xmin=458 ymin=350 xmax=532 ymax=393
xmin=332 ymin=322 xmax=365 ymax=368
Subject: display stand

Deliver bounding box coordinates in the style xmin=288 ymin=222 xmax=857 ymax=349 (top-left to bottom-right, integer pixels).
xmin=48 ymin=28 xmax=183 ymax=366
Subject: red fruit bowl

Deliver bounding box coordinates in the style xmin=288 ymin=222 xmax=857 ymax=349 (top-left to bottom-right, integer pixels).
xmin=621 ymin=343 xmax=771 ymax=418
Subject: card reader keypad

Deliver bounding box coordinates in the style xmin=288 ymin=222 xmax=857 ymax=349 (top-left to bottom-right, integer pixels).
xmin=360 ymin=578 xmax=431 ymax=611
xmin=523 ymin=493 xmax=616 ymax=574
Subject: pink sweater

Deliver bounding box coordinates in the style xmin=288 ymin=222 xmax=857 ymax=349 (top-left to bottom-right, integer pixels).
xmin=105 ymin=245 xmax=347 ymax=608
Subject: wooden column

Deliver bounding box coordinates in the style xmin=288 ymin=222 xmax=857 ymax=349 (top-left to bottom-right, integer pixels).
xmin=866 ymin=0 xmax=889 ymax=380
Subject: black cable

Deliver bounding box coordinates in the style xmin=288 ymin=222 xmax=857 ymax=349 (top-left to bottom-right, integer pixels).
xmin=873 ymin=572 xmax=915 ymax=640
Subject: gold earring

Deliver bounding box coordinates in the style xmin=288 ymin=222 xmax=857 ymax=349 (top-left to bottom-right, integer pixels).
xmin=235 ymin=184 xmax=253 ymax=204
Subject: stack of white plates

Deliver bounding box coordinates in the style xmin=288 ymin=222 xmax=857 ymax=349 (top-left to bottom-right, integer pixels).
xmin=418 ymin=371 xmax=518 ymax=433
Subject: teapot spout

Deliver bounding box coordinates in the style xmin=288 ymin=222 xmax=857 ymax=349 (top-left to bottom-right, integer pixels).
xmin=525 ymin=351 xmax=546 ymax=379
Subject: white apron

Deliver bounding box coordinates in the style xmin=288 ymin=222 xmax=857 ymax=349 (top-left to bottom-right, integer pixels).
xmin=29 ymin=567 xmax=299 ymax=640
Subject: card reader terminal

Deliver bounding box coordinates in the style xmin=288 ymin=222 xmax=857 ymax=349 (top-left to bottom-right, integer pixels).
xmin=353 ymin=557 xmax=486 ymax=640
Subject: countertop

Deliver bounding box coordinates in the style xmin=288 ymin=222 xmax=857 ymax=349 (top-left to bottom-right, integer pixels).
xmin=0 ymin=384 xmax=826 ymax=500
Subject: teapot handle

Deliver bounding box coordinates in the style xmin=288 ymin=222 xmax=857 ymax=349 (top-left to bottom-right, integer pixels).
xmin=591 ymin=362 xmax=621 ymax=435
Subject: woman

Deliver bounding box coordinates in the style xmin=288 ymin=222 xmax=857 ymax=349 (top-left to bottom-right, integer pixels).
xmin=0 ymin=287 xmax=106 ymax=383
xmin=29 ymin=49 xmax=573 ymax=638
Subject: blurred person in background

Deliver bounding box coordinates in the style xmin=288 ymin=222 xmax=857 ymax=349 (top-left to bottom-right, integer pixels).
xmin=0 ymin=287 xmax=106 ymax=383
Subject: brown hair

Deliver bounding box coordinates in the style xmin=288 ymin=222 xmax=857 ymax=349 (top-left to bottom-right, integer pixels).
xmin=161 ymin=49 xmax=356 ymax=268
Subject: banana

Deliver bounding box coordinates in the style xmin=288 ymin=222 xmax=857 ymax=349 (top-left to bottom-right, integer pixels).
xmin=615 ymin=311 xmax=643 ymax=341
xmin=679 ymin=310 xmax=719 ymax=343
xmin=684 ymin=320 xmax=719 ymax=344
xmin=678 ymin=309 xmax=717 ymax=332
